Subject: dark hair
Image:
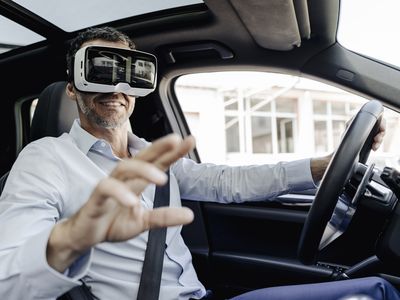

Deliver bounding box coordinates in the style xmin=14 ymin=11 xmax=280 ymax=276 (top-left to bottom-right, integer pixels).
xmin=66 ymin=26 xmax=135 ymax=81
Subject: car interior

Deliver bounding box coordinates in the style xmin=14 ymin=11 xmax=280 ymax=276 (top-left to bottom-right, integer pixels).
xmin=2 ymin=0 xmax=400 ymax=299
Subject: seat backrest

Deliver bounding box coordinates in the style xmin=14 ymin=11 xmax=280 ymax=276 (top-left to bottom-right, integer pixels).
xmin=30 ymin=81 xmax=78 ymax=142
xmin=1 ymin=82 xmax=78 ymax=195
xmin=0 ymin=172 xmax=9 ymax=193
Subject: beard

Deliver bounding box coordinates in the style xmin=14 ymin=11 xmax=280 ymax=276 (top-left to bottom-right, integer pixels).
xmin=76 ymin=94 xmax=129 ymax=129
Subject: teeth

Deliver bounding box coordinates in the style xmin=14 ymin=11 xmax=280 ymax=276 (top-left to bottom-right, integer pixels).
xmin=99 ymin=102 xmax=122 ymax=107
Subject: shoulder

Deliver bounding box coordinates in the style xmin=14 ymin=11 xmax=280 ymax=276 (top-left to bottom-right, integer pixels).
xmin=24 ymin=133 xmax=75 ymax=152
xmin=13 ymin=134 xmax=75 ymax=169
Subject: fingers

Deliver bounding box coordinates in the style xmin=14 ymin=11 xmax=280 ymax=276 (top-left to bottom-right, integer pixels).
xmin=153 ymin=136 xmax=195 ymax=170
xmin=112 ymin=135 xmax=194 ymax=189
xmin=135 ymin=134 xmax=182 ymax=163
xmin=372 ymin=118 xmax=386 ymax=151
xmin=142 ymin=207 xmax=194 ymax=230
xmin=104 ymin=134 xmax=195 ymax=209
xmin=135 ymin=134 xmax=195 ymax=170
xmin=380 ymin=116 xmax=387 ymax=130
xmin=86 ymin=178 xmax=139 ymax=217
xmin=106 ymin=134 xmax=195 ymax=206
xmin=125 ymin=178 xmax=149 ymax=195
xmin=110 ymin=159 xmax=167 ymax=185
xmin=372 ymin=132 xmax=384 ymax=150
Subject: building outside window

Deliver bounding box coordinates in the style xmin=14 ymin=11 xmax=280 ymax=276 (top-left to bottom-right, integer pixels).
xmin=175 ymin=72 xmax=400 ymax=169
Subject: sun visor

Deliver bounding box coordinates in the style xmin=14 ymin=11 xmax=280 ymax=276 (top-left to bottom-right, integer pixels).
xmin=229 ymin=0 xmax=311 ymax=51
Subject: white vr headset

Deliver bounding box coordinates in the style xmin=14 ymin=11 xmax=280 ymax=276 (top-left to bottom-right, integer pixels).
xmin=73 ymin=45 xmax=157 ymax=97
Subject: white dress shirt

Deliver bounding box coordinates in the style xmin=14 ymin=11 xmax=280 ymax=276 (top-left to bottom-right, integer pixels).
xmin=0 ymin=120 xmax=315 ymax=300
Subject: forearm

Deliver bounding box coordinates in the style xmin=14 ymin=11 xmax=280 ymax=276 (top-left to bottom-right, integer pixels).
xmin=175 ymin=158 xmax=316 ymax=203
xmin=310 ymin=153 xmax=332 ymax=183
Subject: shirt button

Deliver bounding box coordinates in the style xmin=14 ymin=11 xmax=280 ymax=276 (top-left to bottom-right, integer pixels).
xmin=101 ymin=142 xmax=106 ymax=147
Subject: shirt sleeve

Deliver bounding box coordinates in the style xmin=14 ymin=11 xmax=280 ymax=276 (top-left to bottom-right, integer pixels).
xmin=171 ymin=157 xmax=316 ymax=203
xmin=0 ymin=140 xmax=91 ymax=299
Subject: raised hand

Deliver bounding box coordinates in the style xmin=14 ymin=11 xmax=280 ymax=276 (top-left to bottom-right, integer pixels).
xmin=47 ymin=134 xmax=195 ymax=272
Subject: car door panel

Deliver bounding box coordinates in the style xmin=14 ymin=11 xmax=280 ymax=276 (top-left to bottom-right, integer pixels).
xmin=182 ymin=190 xmax=388 ymax=297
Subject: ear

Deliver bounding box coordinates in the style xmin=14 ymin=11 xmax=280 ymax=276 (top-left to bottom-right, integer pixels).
xmin=66 ymin=82 xmax=77 ymax=101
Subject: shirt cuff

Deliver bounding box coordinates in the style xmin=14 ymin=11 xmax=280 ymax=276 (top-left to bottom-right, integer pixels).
xmin=284 ymin=158 xmax=317 ymax=191
xmin=18 ymin=226 xmax=92 ymax=299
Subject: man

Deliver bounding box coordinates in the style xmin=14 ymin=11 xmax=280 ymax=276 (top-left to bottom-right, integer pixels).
xmin=0 ymin=27 xmax=393 ymax=300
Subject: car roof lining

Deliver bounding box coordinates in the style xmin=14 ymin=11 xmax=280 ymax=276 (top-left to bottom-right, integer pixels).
xmin=1 ymin=0 xmax=400 ymax=109
xmin=159 ymin=45 xmax=400 ymax=111
xmin=1 ymin=0 xmax=400 ymax=176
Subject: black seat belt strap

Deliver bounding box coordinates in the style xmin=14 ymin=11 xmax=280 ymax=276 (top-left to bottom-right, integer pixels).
xmin=57 ymin=280 xmax=98 ymax=300
xmin=137 ymin=169 xmax=170 ymax=300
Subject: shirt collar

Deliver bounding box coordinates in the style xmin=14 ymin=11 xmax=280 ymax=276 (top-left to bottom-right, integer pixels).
xmin=69 ymin=119 xmax=149 ymax=155
xmin=127 ymin=130 xmax=149 ymax=155
xmin=69 ymin=119 xmax=99 ymax=155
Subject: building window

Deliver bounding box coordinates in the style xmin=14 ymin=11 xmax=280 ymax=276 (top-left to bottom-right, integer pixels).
xmin=277 ymin=117 xmax=294 ymax=153
xmin=312 ymin=99 xmax=361 ymax=153
xmin=174 ymin=71 xmax=400 ymax=169
xmin=225 ymin=116 xmax=240 ymax=152
xmin=251 ymin=116 xmax=273 ymax=153
xmin=314 ymin=120 xmax=328 ymax=152
xmin=222 ymin=88 xmax=298 ymax=155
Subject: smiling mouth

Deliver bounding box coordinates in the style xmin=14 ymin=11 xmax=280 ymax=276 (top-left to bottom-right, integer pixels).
xmin=95 ymin=93 xmax=127 ymax=107
xmin=98 ymin=101 xmax=124 ymax=107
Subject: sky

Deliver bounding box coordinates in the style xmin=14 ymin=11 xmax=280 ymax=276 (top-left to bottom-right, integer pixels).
xmin=0 ymin=0 xmax=202 ymax=44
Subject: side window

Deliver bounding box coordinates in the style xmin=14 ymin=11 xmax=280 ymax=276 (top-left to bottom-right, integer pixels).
xmin=13 ymin=97 xmax=39 ymax=156
xmin=30 ymin=99 xmax=38 ymax=124
xmin=175 ymin=71 xmax=400 ymax=169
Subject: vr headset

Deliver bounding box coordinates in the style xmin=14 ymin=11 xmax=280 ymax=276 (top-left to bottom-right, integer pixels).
xmin=73 ymin=45 xmax=157 ymax=97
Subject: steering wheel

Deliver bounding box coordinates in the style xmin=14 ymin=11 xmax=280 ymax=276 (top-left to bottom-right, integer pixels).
xmin=298 ymin=100 xmax=383 ymax=265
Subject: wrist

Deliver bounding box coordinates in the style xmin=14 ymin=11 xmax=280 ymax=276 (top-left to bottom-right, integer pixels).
xmin=46 ymin=221 xmax=85 ymax=273
xmin=310 ymin=153 xmax=332 ymax=183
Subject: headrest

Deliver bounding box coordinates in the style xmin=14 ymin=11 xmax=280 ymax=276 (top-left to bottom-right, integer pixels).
xmin=30 ymin=81 xmax=78 ymax=142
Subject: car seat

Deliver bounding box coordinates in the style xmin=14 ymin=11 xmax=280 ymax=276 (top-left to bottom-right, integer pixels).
xmin=30 ymin=81 xmax=78 ymax=141
xmin=0 ymin=81 xmax=77 ymax=194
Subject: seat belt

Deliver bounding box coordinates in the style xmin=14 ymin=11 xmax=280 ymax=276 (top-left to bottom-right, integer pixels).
xmin=57 ymin=169 xmax=170 ymax=300
xmin=57 ymin=280 xmax=99 ymax=300
xmin=137 ymin=169 xmax=170 ymax=300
